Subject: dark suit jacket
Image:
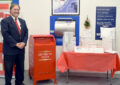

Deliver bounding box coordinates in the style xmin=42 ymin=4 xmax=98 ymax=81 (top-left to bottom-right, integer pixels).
xmin=1 ymin=16 xmax=28 ymax=55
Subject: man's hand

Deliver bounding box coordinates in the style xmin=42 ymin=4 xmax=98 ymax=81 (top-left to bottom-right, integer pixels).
xmin=16 ymin=43 xmax=21 ymax=49
xmin=16 ymin=42 xmax=25 ymax=49
xmin=19 ymin=42 xmax=25 ymax=49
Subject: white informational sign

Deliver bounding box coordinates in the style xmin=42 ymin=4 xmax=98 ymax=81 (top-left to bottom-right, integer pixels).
xmin=74 ymin=46 xmax=104 ymax=53
xmin=52 ymin=0 xmax=80 ymax=15
xmin=100 ymin=27 xmax=116 ymax=52
xmin=100 ymin=27 xmax=115 ymax=39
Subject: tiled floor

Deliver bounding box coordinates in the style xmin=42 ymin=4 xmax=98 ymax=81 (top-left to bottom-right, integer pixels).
xmin=0 ymin=71 xmax=120 ymax=85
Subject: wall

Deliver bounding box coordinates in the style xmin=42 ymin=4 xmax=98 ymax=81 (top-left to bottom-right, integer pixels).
xmin=20 ymin=0 xmax=120 ymax=70
xmin=80 ymin=0 xmax=120 ymax=54
xmin=20 ymin=0 xmax=51 ymax=70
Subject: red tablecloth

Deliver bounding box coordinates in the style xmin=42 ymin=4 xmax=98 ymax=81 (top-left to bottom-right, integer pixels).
xmin=57 ymin=52 xmax=120 ymax=77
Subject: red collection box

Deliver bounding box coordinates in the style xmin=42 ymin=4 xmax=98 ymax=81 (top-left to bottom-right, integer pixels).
xmin=29 ymin=35 xmax=56 ymax=85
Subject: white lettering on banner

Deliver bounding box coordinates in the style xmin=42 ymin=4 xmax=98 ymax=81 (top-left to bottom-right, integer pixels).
xmin=97 ymin=33 xmax=101 ymax=36
xmin=38 ymin=51 xmax=52 ymax=56
xmin=41 ymin=56 xmax=50 ymax=59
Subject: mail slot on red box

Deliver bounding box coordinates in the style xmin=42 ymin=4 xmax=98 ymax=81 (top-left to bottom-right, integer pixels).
xmin=29 ymin=35 xmax=56 ymax=85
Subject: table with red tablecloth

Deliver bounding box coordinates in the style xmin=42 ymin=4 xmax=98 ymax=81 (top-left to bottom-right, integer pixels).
xmin=57 ymin=52 xmax=120 ymax=77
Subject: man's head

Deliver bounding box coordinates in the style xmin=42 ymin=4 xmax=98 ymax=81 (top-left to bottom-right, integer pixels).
xmin=10 ymin=4 xmax=20 ymax=18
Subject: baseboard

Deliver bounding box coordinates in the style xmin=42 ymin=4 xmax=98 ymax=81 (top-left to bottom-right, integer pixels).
xmin=24 ymin=70 xmax=120 ymax=78
xmin=56 ymin=70 xmax=120 ymax=78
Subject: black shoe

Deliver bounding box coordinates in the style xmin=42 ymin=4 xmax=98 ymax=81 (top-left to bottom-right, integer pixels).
xmin=15 ymin=83 xmax=25 ymax=85
xmin=21 ymin=83 xmax=25 ymax=85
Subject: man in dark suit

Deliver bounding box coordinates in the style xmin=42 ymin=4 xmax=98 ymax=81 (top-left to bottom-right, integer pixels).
xmin=1 ymin=4 xmax=28 ymax=85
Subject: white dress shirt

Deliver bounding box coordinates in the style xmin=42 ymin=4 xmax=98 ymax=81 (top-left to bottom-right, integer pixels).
xmin=11 ymin=15 xmax=21 ymax=29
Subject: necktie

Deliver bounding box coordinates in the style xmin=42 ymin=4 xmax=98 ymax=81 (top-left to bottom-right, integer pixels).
xmin=15 ymin=18 xmax=21 ymax=35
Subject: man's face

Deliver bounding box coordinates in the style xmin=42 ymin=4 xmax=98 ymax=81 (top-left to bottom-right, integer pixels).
xmin=10 ymin=5 xmax=20 ymax=18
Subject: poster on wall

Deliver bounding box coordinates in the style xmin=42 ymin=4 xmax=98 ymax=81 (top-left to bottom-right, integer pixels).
xmin=0 ymin=1 xmax=11 ymax=42
xmin=52 ymin=0 xmax=80 ymax=15
xmin=95 ymin=7 xmax=116 ymax=40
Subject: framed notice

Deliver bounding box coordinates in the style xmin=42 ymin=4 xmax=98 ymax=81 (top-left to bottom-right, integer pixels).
xmin=52 ymin=0 xmax=80 ymax=15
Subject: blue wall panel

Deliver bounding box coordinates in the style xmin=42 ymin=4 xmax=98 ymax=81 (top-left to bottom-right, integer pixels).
xmin=50 ymin=16 xmax=80 ymax=46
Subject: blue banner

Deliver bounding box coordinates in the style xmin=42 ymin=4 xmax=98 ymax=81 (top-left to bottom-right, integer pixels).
xmin=12 ymin=0 xmax=19 ymax=4
xmin=95 ymin=7 xmax=116 ymax=40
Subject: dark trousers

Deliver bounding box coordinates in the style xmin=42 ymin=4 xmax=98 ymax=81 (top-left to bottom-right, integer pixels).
xmin=4 ymin=53 xmax=25 ymax=85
